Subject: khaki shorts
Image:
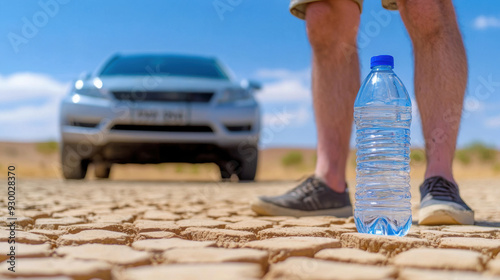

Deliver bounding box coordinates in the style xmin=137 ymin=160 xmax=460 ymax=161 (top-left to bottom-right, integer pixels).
xmin=290 ymin=0 xmax=398 ymax=19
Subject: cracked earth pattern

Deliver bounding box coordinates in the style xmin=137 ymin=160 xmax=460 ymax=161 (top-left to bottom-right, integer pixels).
xmin=0 ymin=179 xmax=499 ymax=280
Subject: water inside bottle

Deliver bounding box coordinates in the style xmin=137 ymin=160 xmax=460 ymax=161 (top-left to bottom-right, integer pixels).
xmin=354 ymin=105 xmax=412 ymax=236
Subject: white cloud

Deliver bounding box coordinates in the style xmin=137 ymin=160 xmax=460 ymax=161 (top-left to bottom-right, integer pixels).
xmin=255 ymin=68 xmax=313 ymax=130
xmin=262 ymin=106 xmax=311 ymax=128
xmin=473 ymin=15 xmax=500 ymax=30
xmin=255 ymin=68 xmax=310 ymax=81
xmin=256 ymin=79 xmax=311 ymax=103
xmin=0 ymin=99 xmax=58 ymax=123
xmin=0 ymin=72 xmax=69 ymax=102
xmin=254 ymin=68 xmax=311 ymax=103
xmin=0 ymin=73 xmax=69 ymax=141
xmin=485 ymin=115 xmax=500 ymax=128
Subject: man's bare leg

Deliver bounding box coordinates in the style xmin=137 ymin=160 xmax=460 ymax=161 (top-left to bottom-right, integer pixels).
xmin=308 ymin=0 xmax=360 ymax=193
xmin=399 ymin=0 xmax=466 ymax=183
xmin=398 ymin=0 xmax=473 ymax=225
xmin=251 ymin=0 xmax=359 ymax=217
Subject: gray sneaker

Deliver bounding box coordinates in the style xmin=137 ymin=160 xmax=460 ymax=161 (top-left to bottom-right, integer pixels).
xmin=418 ymin=176 xmax=474 ymax=225
xmin=250 ymin=176 xmax=353 ymax=217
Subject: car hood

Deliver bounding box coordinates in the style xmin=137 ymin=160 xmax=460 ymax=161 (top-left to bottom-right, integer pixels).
xmin=97 ymin=76 xmax=240 ymax=91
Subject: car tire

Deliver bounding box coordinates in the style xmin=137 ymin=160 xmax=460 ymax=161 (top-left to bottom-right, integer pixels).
xmin=94 ymin=163 xmax=112 ymax=179
xmin=229 ymin=145 xmax=258 ymax=182
xmin=61 ymin=144 xmax=89 ymax=180
xmin=219 ymin=163 xmax=233 ymax=180
xmin=236 ymin=152 xmax=258 ymax=181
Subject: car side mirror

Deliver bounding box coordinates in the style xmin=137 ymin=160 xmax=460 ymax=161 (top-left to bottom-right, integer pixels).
xmin=249 ymin=80 xmax=262 ymax=91
xmin=241 ymin=80 xmax=262 ymax=91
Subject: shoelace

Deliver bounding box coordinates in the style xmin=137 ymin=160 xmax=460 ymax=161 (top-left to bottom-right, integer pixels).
xmin=424 ymin=176 xmax=460 ymax=200
xmin=290 ymin=177 xmax=321 ymax=196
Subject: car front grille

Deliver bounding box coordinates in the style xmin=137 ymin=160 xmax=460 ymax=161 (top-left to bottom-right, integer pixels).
xmin=225 ymin=124 xmax=252 ymax=132
xmin=70 ymin=121 xmax=99 ymax=128
xmin=112 ymin=91 xmax=214 ymax=103
xmin=110 ymin=124 xmax=214 ymax=133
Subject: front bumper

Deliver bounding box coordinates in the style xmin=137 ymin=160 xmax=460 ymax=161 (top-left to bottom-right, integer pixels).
xmin=60 ymin=94 xmax=260 ymax=148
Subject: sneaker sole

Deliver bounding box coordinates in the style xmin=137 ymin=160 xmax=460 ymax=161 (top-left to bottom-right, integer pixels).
xmin=418 ymin=204 xmax=474 ymax=225
xmin=251 ymin=198 xmax=353 ymax=218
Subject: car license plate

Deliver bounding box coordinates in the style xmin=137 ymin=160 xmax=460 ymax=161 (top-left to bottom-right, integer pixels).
xmin=133 ymin=108 xmax=185 ymax=125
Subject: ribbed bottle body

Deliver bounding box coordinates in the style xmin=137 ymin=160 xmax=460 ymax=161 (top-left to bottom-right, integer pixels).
xmin=354 ymin=105 xmax=412 ymax=236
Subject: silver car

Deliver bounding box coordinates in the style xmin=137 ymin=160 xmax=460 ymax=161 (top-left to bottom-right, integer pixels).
xmin=60 ymin=53 xmax=261 ymax=181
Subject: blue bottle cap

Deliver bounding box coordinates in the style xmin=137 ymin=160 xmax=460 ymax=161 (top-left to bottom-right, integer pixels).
xmin=370 ymin=55 xmax=394 ymax=68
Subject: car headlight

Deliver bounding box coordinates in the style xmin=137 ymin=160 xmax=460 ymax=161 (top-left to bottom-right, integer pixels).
xmin=71 ymin=78 xmax=105 ymax=98
xmin=218 ymin=88 xmax=252 ymax=103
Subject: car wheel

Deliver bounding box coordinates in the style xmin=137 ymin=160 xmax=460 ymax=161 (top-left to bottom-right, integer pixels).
xmin=94 ymin=162 xmax=112 ymax=179
xmin=61 ymin=144 xmax=89 ymax=180
xmin=236 ymin=152 xmax=258 ymax=181
xmin=219 ymin=163 xmax=233 ymax=180
xmin=229 ymin=145 xmax=258 ymax=182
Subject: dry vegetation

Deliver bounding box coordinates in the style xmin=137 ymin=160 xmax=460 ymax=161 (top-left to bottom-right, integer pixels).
xmin=0 ymin=142 xmax=499 ymax=181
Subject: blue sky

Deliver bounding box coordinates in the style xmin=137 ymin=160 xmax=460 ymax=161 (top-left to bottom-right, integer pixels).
xmin=0 ymin=0 xmax=499 ymax=148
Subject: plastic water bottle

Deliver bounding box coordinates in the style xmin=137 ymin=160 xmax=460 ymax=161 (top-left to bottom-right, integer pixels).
xmin=354 ymin=55 xmax=412 ymax=236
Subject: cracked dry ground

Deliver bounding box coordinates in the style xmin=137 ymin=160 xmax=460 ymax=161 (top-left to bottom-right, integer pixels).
xmin=1 ymin=179 xmax=500 ymax=280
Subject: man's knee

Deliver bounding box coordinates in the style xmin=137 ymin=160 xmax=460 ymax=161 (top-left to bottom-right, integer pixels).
xmin=305 ymin=0 xmax=360 ymax=53
xmin=398 ymin=0 xmax=455 ymax=41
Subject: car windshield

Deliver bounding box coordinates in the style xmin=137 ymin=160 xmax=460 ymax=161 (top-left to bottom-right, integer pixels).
xmin=99 ymin=55 xmax=230 ymax=79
